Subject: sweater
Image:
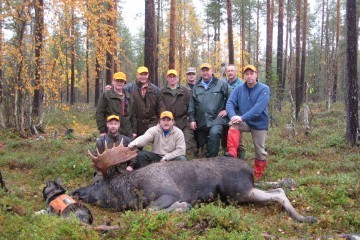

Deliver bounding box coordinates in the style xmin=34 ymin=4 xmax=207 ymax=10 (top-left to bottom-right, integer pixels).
xmin=134 ymin=124 xmax=186 ymax=160
xmin=226 ymin=82 xmax=270 ymax=130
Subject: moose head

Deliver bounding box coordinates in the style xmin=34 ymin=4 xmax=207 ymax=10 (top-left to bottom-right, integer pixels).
xmin=88 ymin=139 xmax=138 ymax=177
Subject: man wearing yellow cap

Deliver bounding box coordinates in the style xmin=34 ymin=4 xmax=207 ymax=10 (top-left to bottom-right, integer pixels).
xmin=92 ymin=115 xmax=136 ymax=182
xmin=128 ymin=111 xmax=187 ymax=167
xmin=123 ymin=66 xmax=160 ymax=136
xmin=226 ymin=65 xmax=270 ymax=181
xmin=159 ymin=69 xmax=197 ymax=154
xmin=188 ymin=63 xmax=231 ymax=158
xmin=96 ymin=72 xmax=137 ymax=139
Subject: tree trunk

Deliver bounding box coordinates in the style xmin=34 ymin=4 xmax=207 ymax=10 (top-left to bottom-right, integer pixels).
xmin=294 ymin=0 xmax=301 ymax=120
xmin=226 ymin=0 xmax=234 ymax=64
xmin=144 ymin=0 xmax=158 ymax=86
xmin=345 ymin=0 xmax=358 ymax=145
xmin=0 ymin=0 xmax=5 ymax=129
xmin=70 ymin=6 xmax=75 ymax=105
xmin=299 ymin=0 xmax=307 ymax=120
xmin=113 ymin=0 xmax=118 ymax=72
xmin=86 ymin=22 xmax=90 ymax=103
xmin=281 ymin=0 xmax=290 ymax=112
xmin=275 ymin=0 xmax=284 ymax=111
xmin=32 ymin=0 xmax=43 ymax=116
xmin=168 ymin=0 xmax=176 ymax=69
xmin=332 ymin=0 xmax=340 ymax=103
xmin=265 ymin=0 xmax=273 ymax=88
xmin=94 ymin=25 xmax=101 ymax=107
xmin=241 ymin=0 xmax=245 ymax=68
xmin=256 ymin=0 xmax=260 ymax=67
xmin=324 ymin=0 xmax=330 ymax=110
xmin=105 ymin=1 xmax=115 ymax=86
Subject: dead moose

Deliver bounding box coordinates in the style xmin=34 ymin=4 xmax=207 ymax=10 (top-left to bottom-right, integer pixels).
xmin=72 ymin=141 xmax=317 ymax=223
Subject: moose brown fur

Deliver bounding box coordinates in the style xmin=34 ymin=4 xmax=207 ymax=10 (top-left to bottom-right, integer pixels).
xmin=72 ymin=156 xmax=317 ymax=223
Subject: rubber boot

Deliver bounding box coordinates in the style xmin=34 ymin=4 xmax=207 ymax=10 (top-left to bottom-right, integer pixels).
xmin=237 ymin=143 xmax=246 ymax=160
xmin=254 ymin=159 xmax=267 ymax=181
xmin=224 ymin=127 xmax=240 ymax=157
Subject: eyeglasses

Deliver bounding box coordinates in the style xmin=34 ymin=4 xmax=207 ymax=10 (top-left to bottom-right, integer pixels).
xmin=186 ymin=73 xmax=196 ymax=76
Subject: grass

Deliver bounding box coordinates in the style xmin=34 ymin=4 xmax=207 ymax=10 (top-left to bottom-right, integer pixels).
xmin=0 ymin=102 xmax=359 ymax=239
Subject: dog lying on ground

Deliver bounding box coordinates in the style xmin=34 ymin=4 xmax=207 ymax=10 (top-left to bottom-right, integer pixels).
xmin=42 ymin=178 xmax=93 ymax=224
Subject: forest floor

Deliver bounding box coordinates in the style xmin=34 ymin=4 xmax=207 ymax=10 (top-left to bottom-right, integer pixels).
xmin=0 ymin=102 xmax=359 ymax=239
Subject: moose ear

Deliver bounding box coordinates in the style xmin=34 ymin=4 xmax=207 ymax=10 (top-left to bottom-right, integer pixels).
xmin=56 ymin=177 xmax=62 ymax=185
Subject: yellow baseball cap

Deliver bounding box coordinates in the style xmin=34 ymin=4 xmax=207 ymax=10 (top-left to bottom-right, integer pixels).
xmin=113 ymin=72 xmax=126 ymax=81
xmin=243 ymin=65 xmax=257 ymax=73
xmin=160 ymin=111 xmax=174 ymax=120
xmin=167 ymin=69 xmax=178 ymax=76
xmin=106 ymin=115 xmax=120 ymax=122
xmin=200 ymin=63 xmax=212 ymax=69
xmin=137 ymin=66 xmax=149 ymax=74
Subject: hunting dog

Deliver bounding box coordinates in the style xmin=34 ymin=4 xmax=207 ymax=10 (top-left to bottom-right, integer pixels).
xmin=42 ymin=178 xmax=93 ymax=224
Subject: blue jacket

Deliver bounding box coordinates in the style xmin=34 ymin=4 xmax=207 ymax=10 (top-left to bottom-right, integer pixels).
xmin=226 ymin=82 xmax=270 ymax=130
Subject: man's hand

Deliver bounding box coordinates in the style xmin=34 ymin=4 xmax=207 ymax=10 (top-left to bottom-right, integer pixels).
xmin=160 ymin=157 xmax=167 ymax=163
xmin=99 ymin=133 xmax=106 ymax=137
xmin=104 ymin=85 xmax=112 ymax=91
xmin=132 ymin=133 xmax=137 ymax=140
xmin=126 ymin=166 xmax=133 ymax=171
xmin=190 ymin=121 xmax=197 ymax=130
xmin=128 ymin=140 xmax=137 ymax=149
xmin=218 ymin=110 xmax=227 ymax=118
xmin=230 ymin=116 xmax=242 ymax=124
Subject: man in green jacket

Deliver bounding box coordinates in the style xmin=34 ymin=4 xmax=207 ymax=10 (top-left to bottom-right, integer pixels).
xmin=188 ymin=63 xmax=231 ymax=158
xmin=123 ymin=66 xmax=160 ymax=136
xmin=159 ymin=69 xmax=197 ymax=154
xmin=95 ymin=72 xmax=137 ymax=139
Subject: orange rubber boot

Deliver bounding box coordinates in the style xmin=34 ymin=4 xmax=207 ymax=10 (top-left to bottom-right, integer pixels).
xmin=254 ymin=159 xmax=267 ymax=181
xmin=225 ymin=127 xmax=240 ymax=158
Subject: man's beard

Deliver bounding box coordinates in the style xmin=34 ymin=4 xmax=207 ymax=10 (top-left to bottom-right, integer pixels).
xmin=108 ymin=129 xmax=119 ymax=135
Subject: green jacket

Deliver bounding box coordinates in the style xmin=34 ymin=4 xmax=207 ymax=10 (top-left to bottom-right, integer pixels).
xmin=95 ymin=89 xmax=137 ymax=137
xmin=124 ymin=82 xmax=160 ymax=135
xmin=159 ymin=85 xmax=191 ymax=130
xmin=188 ymin=76 xmax=231 ymax=129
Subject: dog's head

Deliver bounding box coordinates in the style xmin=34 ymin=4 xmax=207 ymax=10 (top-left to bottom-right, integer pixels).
xmin=43 ymin=178 xmax=66 ymax=204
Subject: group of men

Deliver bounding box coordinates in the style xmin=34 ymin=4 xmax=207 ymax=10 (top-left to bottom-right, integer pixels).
xmin=94 ymin=63 xmax=270 ymax=181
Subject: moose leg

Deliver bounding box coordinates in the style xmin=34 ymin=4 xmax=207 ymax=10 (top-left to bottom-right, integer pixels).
xmin=163 ymin=201 xmax=192 ymax=212
xmin=245 ymin=188 xmax=317 ymax=223
xmin=149 ymin=194 xmax=183 ymax=211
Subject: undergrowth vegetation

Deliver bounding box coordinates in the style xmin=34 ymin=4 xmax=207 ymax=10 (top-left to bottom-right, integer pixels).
xmin=0 ymin=102 xmax=359 ymax=239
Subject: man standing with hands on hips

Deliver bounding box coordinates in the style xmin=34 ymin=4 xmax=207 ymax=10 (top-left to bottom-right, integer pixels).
xmin=226 ymin=65 xmax=270 ymax=181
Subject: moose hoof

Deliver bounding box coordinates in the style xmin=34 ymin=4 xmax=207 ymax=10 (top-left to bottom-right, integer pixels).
xmin=304 ymin=216 xmax=317 ymax=223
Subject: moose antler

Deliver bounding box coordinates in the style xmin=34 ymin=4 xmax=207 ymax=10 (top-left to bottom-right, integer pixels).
xmin=88 ymin=139 xmax=138 ymax=176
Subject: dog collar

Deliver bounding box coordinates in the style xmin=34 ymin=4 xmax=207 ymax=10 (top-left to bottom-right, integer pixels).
xmin=49 ymin=194 xmax=76 ymax=215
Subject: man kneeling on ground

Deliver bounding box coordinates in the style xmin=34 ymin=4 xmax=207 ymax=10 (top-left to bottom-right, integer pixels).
xmin=128 ymin=111 xmax=187 ymax=168
xmin=92 ymin=115 xmax=135 ymax=182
